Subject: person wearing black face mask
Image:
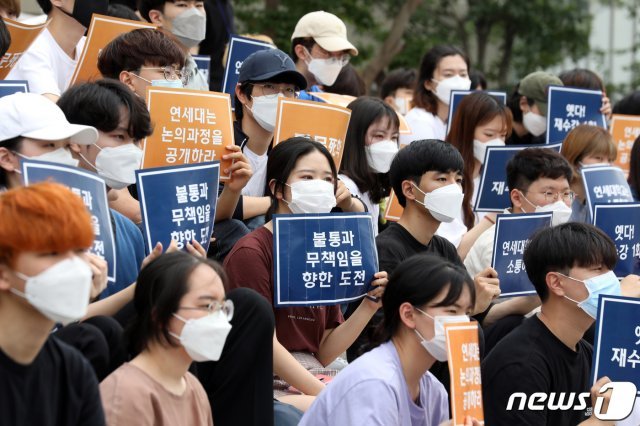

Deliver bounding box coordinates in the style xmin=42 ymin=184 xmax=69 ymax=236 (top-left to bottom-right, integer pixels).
xmin=7 ymin=0 xmax=108 ymax=101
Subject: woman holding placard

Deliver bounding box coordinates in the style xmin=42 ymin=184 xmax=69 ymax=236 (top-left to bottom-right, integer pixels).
xmin=339 ymin=96 xmax=399 ymax=235
xmin=560 ymin=124 xmax=617 ymax=223
xmin=224 ymin=137 xmax=388 ymax=412
xmin=299 ymin=253 xmax=480 ymax=426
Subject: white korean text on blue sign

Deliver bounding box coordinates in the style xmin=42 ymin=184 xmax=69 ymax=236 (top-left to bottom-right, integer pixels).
xmin=193 ymin=55 xmax=211 ymax=84
xmin=581 ymin=165 xmax=634 ymax=220
xmin=593 ymin=203 xmax=640 ymax=278
xmin=446 ymin=90 xmax=507 ymax=135
xmin=491 ymin=213 xmax=552 ymax=297
xmin=592 ymin=295 xmax=640 ymax=395
xmin=474 ymin=143 xmax=562 ymax=212
xmin=22 ymin=159 xmax=117 ymax=283
xmin=136 ymin=162 xmax=219 ymax=254
xmin=546 ymin=86 xmax=606 ymax=144
xmin=221 ymin=35 xmax=274 ymax=110
xmin=273 ymin=213 xmax=378 ymax=307
xmin=0 ymin=80 xmax=29 ymax=97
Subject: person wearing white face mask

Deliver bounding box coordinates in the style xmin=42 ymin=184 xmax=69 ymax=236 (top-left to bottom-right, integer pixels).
xmin=380 ymin=68 xmax=417 ymax=116
xmin=224 ymin=138 xmax=386 ymax=414
xmin=138 ymin=0 xmax=210 ymax=91
xmin=400 ymin=45 xmax=471 ymax=146
xmin=483 ymin=222 xmax=640 ymax=426
xmin=290 ymin=11 xmax=358 ymax=101
xmin=300 ymin=254 xmax=482 ymax=426
xmin=0 ymin=183 xmax=106 ymax=425
xmin=339 ymin=97 xmax=400 ymax=235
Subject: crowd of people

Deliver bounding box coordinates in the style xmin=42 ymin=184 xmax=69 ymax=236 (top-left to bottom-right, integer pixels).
xmin=1 ymin=1 xmax=640 ymax=425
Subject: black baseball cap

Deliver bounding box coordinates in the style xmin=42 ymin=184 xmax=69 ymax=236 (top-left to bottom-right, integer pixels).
xmin=238 ymin=48 xmax=307 ymax=90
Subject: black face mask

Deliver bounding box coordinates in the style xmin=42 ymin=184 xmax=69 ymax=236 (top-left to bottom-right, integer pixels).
xmin=58 ymin=0 xmax=108 ymax=28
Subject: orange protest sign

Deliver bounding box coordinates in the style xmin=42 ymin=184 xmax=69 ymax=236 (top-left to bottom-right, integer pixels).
xmin=273 ymin=97 xmax=351 ymax=168
xmin=141 ymin=87 xmax=234 ymax=181
xmin=384 ymin=189 xmax=404 ymax=222
xmin=69 ymin=15 xmax=155 ymax=85
xmin=398 ymin=113 xmax=411 ymax=135
xmin=0 ymin=18 xmax=48 ymax=80
xmin=610 ymin=114 xmax=640 ymax=174
xmin=445 ymin=322 xmax=484 ymax=426
xmin=308 ymin=91 xmax=356 ymax=107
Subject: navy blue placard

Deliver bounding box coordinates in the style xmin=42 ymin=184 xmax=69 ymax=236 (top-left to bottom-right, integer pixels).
xmin=192 ymin=55 xmax=211 ymax=84
xmin=593 ymin=203 xmax=640 ymax=278
xmin=21 ymin=159 xmax=116 ymax=283
xmin=0 ymin=80 xmax=29 ymax=97
xmin=592 ymin=295 xmax=640 ymax=395
xmin=474 ymin=143 xmax=562 ymax=212
xmin=221 ymin=35 xmax=274 ymax=110
xmin=491 ymin=212 xmax=553 ymax=297
xmin=581 ymin=165 xmax=634 ymax=220
xmin=273 ymin=213 xmax=378 ymax=307
xmin=446 ymin=90 xmax=507 ymax=134
xmin=136 ymin=162 xmax=219 ymax=254
xmin=546 ymin=86 xmax=606 ymax=145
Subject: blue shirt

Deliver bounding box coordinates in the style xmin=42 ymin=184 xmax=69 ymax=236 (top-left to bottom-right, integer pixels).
xmin=297 ymin=85 xmax=326 ymax=102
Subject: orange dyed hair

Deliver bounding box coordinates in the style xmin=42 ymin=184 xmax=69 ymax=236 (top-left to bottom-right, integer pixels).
xmin=0 ymin=182 xmax=94 ymax=267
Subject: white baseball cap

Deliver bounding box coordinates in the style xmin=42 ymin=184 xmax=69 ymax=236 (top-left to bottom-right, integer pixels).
xmin=291 ymin=11 xmax=358 ymax=56
xmin=0 ymin=93 xmax=98 ymax=145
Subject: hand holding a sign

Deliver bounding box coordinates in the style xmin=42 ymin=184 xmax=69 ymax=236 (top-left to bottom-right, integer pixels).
xmin=620 ymin=274 xmax=640 ymax=298
xmin=582 ymin=376 xmax=614 ymax=426
xmin=472 ymin=267 xmax=501 ymax=315
xmin=362 ymin=271 xmax=388 ymax=308
xmin=221 ymin=145 xmax=253 ymax=193
xmin=336 ymin=180 xmax=365 ymax=212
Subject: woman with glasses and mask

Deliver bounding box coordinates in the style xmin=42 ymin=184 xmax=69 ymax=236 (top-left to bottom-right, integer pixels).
xmin=299 ymin=254 xmax=480 ymax=426
xmin=101 ymin=251 xmax=275 ymax=426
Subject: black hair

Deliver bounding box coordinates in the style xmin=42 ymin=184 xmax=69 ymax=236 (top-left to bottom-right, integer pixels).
xmin=137 ymin=0 xmax=166 ymax=22
xmin=380 ymin=253 xmax=475 ymax=341
xmin=323 ymin=64 xmax=365 ymax=97
xmin=57 ymin=79 xmax=153 ymax=141
xmin=629 ymin=136 xmax=640 ymax=196
xmin=0 ymin=136 xmax=23 ymax=189
xmin=36 ymin=0 xmax=52 ymax=14
xmin=470 ymin=69 xmax=487 ymax=90
xmin=506 ymin=148 xmax=573 ymax=196
xmin=290 ymin=37 xmax=315 ymax=66
xmin=265 ymin=137 xmax=337 ymax=220
xmin=340 ymin=97 xmax=398 ymax=203
xmin=558 ymin=68 xmax=605 ymax=91
xmin=125 ymin=251 xmax=228 ymax=356
xmin=0 ymin=18 xmax=10 ymax=58
xmin=613 ymin=91 xmax=640 ymax=115
xmin=107 ymin=3 xmax=141 ymax=21
xmin=389 ymin=139 xmax=463 ymax=207
xmin=523 ymin=222 xmax=618 ymax=302
xmin=506 ymin=83 xmax=534 ymax=124
xmin=380 ymin=68 xmax=417 ymax=99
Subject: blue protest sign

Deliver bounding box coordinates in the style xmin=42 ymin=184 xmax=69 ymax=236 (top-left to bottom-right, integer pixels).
xmin=491 ymin=212 xmax=552 ymax=297
xmin=221 ymin=35 xmax=274 ymax=110
xmin=193 ymin=55 xmax=211 ymax=84
xmin=474 ymin=143 xmax=562 ymax=212
xmin=581 ymin=165 xmax=634 ymax=220
xmin=21 ymin=159 xmax=116 ymax=283
xmin=0 ymin=80 xmax=29 ymax=97
xmin=273 ymin=213 xmax=378 ymax=307
xmin=592 ymin=295 xmax=640 ymax=395
xmin=446 ymin=90 xmax=507 ymax=134
xmin=136 ymin=162 xmax=219 ymax=254
xmin=593 ymin=203 xmax=640 ymax=278
xmin=546 ymin=86 xmax=606 ymax=144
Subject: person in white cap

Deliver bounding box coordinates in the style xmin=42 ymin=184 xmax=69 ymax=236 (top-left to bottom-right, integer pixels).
xmin=290 ymin=10 xmax=358 ymax=100
xmin=0 ymin=92 xmax=98 ymax=190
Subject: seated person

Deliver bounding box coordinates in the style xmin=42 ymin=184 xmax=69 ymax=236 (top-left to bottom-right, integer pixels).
xmin=0 ymin=182 xmax=105 ymax=425
xmin=300 ymin=254 xmax=480 ymax=426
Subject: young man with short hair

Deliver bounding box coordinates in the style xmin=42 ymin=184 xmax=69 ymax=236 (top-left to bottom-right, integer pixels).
xmin=482 ymin=222 xmax=632 ymax=425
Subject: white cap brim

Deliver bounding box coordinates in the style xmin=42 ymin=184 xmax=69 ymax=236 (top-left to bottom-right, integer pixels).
xmin=22 ymin=123 xmax=99 ymax=146
xmin=314 ymin=36 xmax=358 ymax=56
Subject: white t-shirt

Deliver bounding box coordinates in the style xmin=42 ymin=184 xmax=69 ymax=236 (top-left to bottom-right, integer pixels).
xmin=338 ymin=174 xmax=379 ymax=235
xmin=241 ymin=146 xmax=268 ymax=196
xmin=399 ymin=107 xmax=446 ymax=145
xmin=464 ymin=208 xmax=511 ymax=278
xmin=7 ymin=29 xmax=86 ymax=97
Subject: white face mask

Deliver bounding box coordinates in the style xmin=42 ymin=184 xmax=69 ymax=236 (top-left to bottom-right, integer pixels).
xmin=86 ymin=143 xmax=142 ymax=190
xmin=365 ymin=140 xmax=398 ymax=173
xmin=10 ymin=257 xmax=93 ymax=325
xmin=413 ymin=182 xmax=464 ymax=223
xmin=285 ymin=180 xmax=337 ymax=214
xmin=522 ymin=111 xmax=547 ymax=137
xmin=171 ymin=7 xmax=207 ymax=48
xmin=250 ymin=95 xmax=280 ymax=132
xmin=431 ymin=75 xmax=471 ymax=105
xmin=307 ymin=57 xmax=343 ymax=86
xmin=414 ymin=307 xmax=470 ymax=362
xmin=170 ymin=311 xmax=232 ymax=362
xmin=394 ymin=96 xmax=410 ymax=115
xmin=16 ymin=148 xmax=79 ymax=168
xmin=519 ymin=191 xmax=572 ymax=226
xmin=473 ymin=138 xmax=505 ymax=164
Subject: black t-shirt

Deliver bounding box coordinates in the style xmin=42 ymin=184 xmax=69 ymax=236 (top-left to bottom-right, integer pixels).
xmin=0 ymin=336 xmax=105 ymax=426
xmin=482 ymin=315 xmax=592 ymax=426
